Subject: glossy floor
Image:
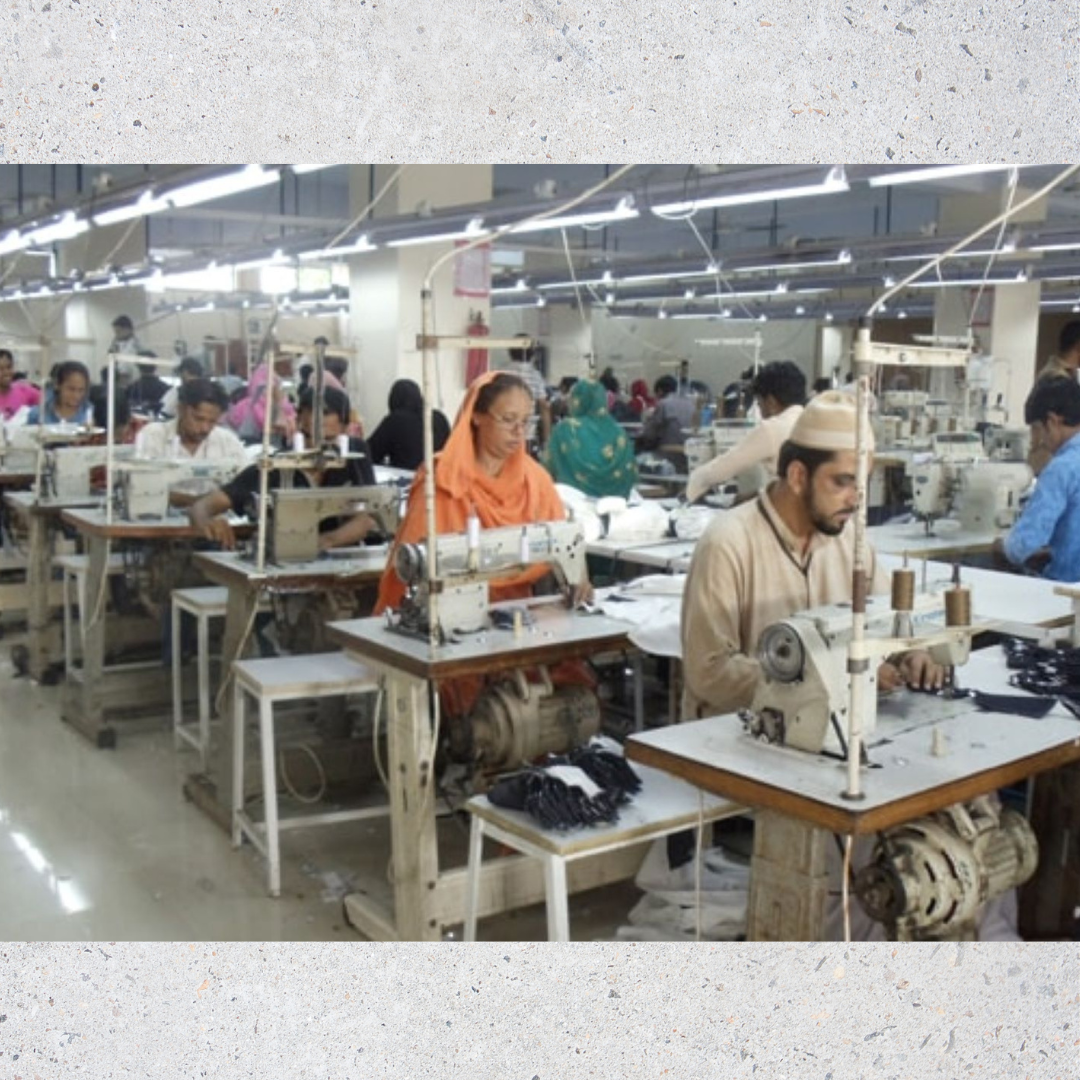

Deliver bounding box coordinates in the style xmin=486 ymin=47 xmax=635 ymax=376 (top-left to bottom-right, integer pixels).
xmin=0 ymin=630 xmax=642 ymax=942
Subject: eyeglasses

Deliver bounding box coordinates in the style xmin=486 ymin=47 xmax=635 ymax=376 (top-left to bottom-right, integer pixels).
xmin=489 ymin=413 xmax=533 ymax=433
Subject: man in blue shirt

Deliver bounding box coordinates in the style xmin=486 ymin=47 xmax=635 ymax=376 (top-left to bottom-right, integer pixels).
xmin=997 ymin=376 xmax=1080 ymax=580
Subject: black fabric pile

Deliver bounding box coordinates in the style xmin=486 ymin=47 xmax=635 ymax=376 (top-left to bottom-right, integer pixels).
xmin=487 ymin=740 xmax=642 ymax=831
xmin=996 ymin=637 xmax=1080 ymax=717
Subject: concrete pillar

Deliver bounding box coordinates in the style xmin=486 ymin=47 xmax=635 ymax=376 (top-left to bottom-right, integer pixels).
xmin=346 ymin=166 xmax=492 ymax=429
xmin=933 ymin=184 xmax=1046 ymax=426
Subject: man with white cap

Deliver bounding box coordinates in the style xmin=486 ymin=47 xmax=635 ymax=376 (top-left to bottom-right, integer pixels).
xmin=681 ymin=390 xmax=944 ymax=721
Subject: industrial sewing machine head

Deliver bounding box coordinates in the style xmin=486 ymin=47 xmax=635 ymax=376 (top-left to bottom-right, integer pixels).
xmin=387 ymin=519 xmax=586 ymax=642
xmin=742 ymin=569 xmax=977 ymax=756
xmin=0 ymin=424 xmax=101 ymax=476
xmin=250 ymin=484 xmax=401 ymax=564
xmin=114 ymin=459 xmax=240 ymax=520
xmin=45 ymin=443 xmax=136 ymax=500
xmin=984 ymin=426 xmax=1031 ymax=463
xmin=906 ymin=431 xmax=987 ymax=529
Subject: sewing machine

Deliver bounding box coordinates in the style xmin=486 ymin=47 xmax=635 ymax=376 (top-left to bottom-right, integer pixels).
xmin=388 ymin=519 xmax=586 ymax=642
xmin=684 ymin=418 xmax=765 ymax=497
xmin=254 ymin=484 xmax=402 ymax=564
xmin=984 ymin=426 xmax=1030 ymax=463
xmin=743 ymin=582 xmax=977 ymax=757
xmin=113 ymin=459 xmax=241 ymax=520
xmin=45 ymin=444 xmax=137 ymax=500
xmin=907 ymin=432 xmax=1031 ymax=532
xmin=0 ymin=424 xmax=103 ymax=474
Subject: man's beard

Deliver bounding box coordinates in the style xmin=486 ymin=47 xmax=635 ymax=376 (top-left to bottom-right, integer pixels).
xmin=805 ymin=490 xmax=851 ymax=537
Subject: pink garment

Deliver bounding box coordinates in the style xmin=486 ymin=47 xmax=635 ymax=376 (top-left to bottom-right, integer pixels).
xmin=0 ymin=381 xmax=41 ymax=420
xmin=227 ymin=363 xmax=296 ymax=438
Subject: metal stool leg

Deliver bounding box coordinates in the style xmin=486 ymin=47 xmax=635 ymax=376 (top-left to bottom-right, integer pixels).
xmin=231 ymin=678 xmax=246 ymax=849
xmin=464 ymin=815 xmax=485 ymax=941
xmin=543 ymin=854 xmax=571 ymax=942
xmin=259 ymin=696 xmax=281 ymax=897
xmin=62 ymin=568 xmax=74 ymax=678
xmin=171 ymin=599 xmax=183 ymax=750
xmin=196 ymin=610 xmax=210 ymax=769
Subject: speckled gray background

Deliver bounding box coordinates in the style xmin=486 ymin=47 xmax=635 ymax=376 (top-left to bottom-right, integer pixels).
xmin=0 ymin=0 xmax=1078 ymax=160
xmin=0 ymin=942 xmax=1076 ymax=1077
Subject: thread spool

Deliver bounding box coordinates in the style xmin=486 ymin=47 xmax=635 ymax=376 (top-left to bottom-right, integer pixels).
xmin=336 ymin=434 xmax=350 ymax=457
xmin=891 ymin=568 xmax=915 ymax=612
xmin=292 ymin=432 xmax=305 ymax=453
xmin=944 ymin=586 xmax=972 ymax=627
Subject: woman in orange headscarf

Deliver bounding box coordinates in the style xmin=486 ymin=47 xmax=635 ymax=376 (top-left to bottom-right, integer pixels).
xmin=376 ymin=370 xmax=593 ymax=715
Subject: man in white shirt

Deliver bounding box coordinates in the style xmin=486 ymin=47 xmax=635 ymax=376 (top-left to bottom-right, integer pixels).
xmin=135 ymin=378 xmax=248 ymax=471
xmin=686 ymin=360 xmax=806 ymax=504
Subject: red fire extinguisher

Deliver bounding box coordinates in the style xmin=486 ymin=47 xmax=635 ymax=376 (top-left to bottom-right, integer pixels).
xmin=465 ymin=310 xmax=489 ymax=387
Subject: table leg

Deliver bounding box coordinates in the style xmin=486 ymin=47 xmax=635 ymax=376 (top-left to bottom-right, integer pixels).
xmin=60 ymin=535 xmax=113 ymax=747
xmin=26 ymin=512 xmax=60 ymax=681
xmin=746 ymin=808 xmax=831 ymax=941
xmin=385 ymin=670 xmax=441 ymax=940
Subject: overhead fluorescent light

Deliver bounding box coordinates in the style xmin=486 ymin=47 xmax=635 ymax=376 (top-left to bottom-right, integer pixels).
xmin=91 ymin=189 xmax=172 ymax=227
xmin=536 ymin=278 xmax=609 ymax=290
xmin=387 ymin=217 xmax=489 ymax=248
xmin=652 ymin=166 xmax=848 ymax=215
xmin=233 ymin=249 xmax=288 ymax=272
xmin=868 ymin=164 xmax=1032 ymax=187
xmin=909 ymin=271 xmax=1028 ymax=288
xmin=298 ymin=234 xmax=376 ymax=261
xmin=1030 ymin=241 xmax=1080 ymax=253
xmin=0 ymin=229 xmax=23 ymax=256
xmin=731 ymin=250 xmax=851 ymax=274
xmin=292 ymin=164 xmax=334 ymax=174
xmin=507 ymin=197 xmax=638 ymax=234
xmin=167 ymin=165 xmax=280 ymax=208
xmin=491 ymin=279 xmax=529 ymax=295
xmin=621 ymin=265 xmax=720 ymax=285
xmin=23 ymin=212 xmax=90 ymax=247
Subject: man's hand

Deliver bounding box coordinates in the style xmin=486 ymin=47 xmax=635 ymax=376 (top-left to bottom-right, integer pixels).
xmin=877 ymin=650 xmax=947 ymax=693
xmin=571 ymin=576 xmax=595 ymax=609
xmin=897 ymin=649 xmax=947 ymax=691
xmin=199 ymin=517 xmax=237 ymax=550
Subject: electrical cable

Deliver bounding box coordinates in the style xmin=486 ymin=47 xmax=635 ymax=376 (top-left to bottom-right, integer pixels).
xmin=868 ymin=163 xmax=1080 ymax=318
xmin=371 ymin=680 xmax=389 ymax=792
xmin=966 ymin=167 xmax=1019 ymax=331
xmin=326 ymin=166 xmax=408 ymax=251
xmin=559 ymin=225 xmax=593 ymax=359
xmin=842 ymin=832 xmax=853 ymax=942
xmin=278 ymin=741 xmax=328 ymax=805
xmin=695 ymin=790 xmax=705 ymax=942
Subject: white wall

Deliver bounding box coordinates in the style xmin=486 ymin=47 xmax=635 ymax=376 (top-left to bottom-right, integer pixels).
xmin=491 ymin=308 xmax=821 ymax=395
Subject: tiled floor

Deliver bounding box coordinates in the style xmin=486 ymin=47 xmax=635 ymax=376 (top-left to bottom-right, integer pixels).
xmin=0 ymin=623 xmax=646 ymax=942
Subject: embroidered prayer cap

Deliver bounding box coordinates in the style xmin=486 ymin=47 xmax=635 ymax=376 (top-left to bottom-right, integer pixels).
xmin=789 ymin=389 xmax=873 ymax=453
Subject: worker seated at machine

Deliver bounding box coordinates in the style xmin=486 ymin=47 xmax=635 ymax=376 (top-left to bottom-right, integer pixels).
xmin=681 ymin=391 xmax=943 ymax=722
xmin=376 ymin=370 xmax=595 ymax=762
xmin=681 ymin=390 xmax=1034 ymax=940
xmin=685 ymin=360 xmax=806 ymax=505
xmin=135 ymin=377 xmax=249 ymax=483
xmin=188 ymin=385 xmax=378 ymax=552
xmin=996 ymin=376 xmax=1080 ymax=581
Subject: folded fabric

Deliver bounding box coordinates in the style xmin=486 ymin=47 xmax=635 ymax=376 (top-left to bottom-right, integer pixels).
xmin=970 ymin=691 xmax=1058 ymax=719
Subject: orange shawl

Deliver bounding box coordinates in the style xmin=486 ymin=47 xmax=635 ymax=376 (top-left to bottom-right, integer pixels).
xmin=375 ymin=371 xmax=566 ymax=614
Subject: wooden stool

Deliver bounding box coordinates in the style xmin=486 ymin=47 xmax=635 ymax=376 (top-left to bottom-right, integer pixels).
xmin=231 ymin=652 xmax=385 ymax=896
xmin=464 ymin=764 xmax=742 ymax=941
xmin=56 ymin=552 xmax=127 ymax=679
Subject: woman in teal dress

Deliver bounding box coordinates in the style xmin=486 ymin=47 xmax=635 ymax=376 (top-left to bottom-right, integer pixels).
xmin=546 ymin=379 xmax=637 ymax=498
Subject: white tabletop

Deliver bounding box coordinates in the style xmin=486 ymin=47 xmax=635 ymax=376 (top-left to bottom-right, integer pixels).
xmin=627 ymin=646 xmax=1080 ymax=827
xmin=868 ymin=518 xmax=998 ymax=557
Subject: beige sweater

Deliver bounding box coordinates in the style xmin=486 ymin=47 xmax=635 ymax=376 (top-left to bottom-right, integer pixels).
xmin=680 ymin=486 xmax=889 ymax=719
xmin=685 ymin=405 xmax=803 ymax=504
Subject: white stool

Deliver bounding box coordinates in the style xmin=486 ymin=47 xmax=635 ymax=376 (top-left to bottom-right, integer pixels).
xmin=56 ymin=552 xmax=127 ymax=678
xmin=231 ymin=652 xmax=385 ymax=896
xmin=171 ymin=585 xmax=232 ymax=768
xmin=464 ymin=764 xmax=742 ymax=941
